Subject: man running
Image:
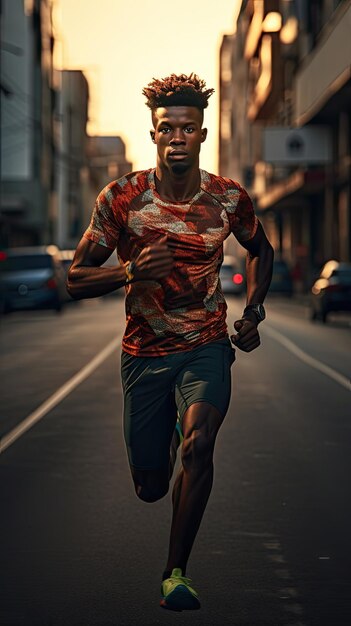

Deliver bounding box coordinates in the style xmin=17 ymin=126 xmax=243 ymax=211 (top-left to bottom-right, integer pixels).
xmin=67 ymin=73 xmax=274 ymax=611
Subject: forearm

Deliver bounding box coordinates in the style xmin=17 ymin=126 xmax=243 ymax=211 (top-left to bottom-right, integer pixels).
xmin=245 ymin=243 xmax=274 ymax=305
xmin=67 ymin=264 xmax=128 ymax=300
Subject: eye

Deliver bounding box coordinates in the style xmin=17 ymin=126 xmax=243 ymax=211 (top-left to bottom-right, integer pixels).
xmin=184 ymin=127 xmax=195 ymax=133
xmin=159 ymin=127 xmax=171 ymax=134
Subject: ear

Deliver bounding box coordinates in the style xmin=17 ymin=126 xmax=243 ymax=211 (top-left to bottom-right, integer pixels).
xmin=201 ymin=128 xmax=208 ymax=143
xmin=150 ymin=130 xmax=156 ymax=143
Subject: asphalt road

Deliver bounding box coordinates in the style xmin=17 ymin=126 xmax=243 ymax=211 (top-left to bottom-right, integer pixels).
xmin=0 ymin=295 xmax=350 ymax=626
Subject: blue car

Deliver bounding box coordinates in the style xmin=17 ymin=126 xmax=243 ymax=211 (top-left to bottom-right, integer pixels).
xmin=1 ymin=246 xmax=67 ymax=313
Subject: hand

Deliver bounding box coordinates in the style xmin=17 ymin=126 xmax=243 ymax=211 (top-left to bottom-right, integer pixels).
xmin=230 ymin=318 xmax=261 ymax=352
xmin=133 ymin=236 xmax=173 ymax=282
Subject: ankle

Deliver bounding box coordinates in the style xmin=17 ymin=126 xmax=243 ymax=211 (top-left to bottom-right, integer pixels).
xmin=163 ymin=566 xmax=186 ymax=579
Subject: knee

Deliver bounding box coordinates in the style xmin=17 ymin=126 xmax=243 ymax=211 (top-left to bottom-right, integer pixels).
xmin=134 ymin=481 xmax=169 ymax=503
xmin=131 ymin=467 xmax=169 ymax=503
xmin=181 ymin=430 xmax=215 ymax=472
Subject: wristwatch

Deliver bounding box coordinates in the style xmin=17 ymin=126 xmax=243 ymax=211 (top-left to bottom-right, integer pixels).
xmin=125 ymin=260 xmax=136 ymax=284
xmin=243 ymin=303 xmax=266 ymax=324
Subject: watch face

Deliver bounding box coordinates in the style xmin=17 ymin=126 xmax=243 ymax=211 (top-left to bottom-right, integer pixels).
xmin=244 ymin=304 xmax=266 ymax=321
xmin=257 ymin=304 xmax=266 ymax=320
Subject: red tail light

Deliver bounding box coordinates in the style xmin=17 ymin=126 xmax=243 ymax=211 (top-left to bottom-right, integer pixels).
xmin=46 ymin=278 xmax=57 ymax=289
xmin=233 ymin=273 xmax=244 ymax=285
xmin=0 ymin=251 xmax=7 ymax=261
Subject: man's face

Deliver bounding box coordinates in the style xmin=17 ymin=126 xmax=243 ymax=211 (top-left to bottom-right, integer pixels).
xmin=150 ymin=106 xmax=207 ymax=175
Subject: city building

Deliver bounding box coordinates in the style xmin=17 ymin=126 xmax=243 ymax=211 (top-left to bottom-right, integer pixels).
xmin=55 ymin=70 xmax=90 ymax=249
xmin=1 ymin=0 xmax=55 ymax=247
xmin=84 ymin=135 xmax=132 ymax=237
xmin=88 ymin=136 xmax=132 ymax=193
xmin=219 ymin=0 xmax=351 ymax=286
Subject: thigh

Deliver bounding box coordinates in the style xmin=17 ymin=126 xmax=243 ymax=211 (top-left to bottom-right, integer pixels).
xmin=121 ymin=352 xmax=177 ymax=471
xmin=174 ymin=338 xmax=236 ymax=421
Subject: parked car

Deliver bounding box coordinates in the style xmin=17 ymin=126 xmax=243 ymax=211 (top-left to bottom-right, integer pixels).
xmin=219 ymin=256 xmax=245 ymax=295
xmin=1 ymin=246 xmax=67 ymax=313
xmin=310 ymin=260 xmax=351 ymax=322
xmin=269 ymin=259 xmax=293 ymax=296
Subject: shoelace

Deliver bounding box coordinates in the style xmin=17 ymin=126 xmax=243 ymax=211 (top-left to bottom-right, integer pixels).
xmin=170 ymin=574 xmax=192 ymax=586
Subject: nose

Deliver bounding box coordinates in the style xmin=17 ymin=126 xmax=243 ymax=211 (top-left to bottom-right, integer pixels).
xmin=170 ymin=130 xmax=185 ymax=145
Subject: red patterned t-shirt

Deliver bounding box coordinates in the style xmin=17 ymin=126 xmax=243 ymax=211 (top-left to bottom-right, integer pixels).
xmin=84 ymin=168 xmax=258 ymax=356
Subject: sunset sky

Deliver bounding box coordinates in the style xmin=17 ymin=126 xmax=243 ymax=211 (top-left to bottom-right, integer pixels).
xmin=53 ymin=0 xmax=241 ymax=174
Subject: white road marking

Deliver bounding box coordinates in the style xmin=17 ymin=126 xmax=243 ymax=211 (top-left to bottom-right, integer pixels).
xmin=0 ymin=337 xmax=121 ymax=454
xmin=2 ymin=321 xmax=349 ymax=454
xmin=264 ymin=325 xmax=350 ymax=391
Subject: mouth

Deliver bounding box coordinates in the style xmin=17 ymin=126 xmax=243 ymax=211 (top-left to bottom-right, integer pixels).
xmin=168 ymin=151 xmax=187 ymax=159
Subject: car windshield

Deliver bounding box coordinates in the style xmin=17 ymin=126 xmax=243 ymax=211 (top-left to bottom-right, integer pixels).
xmin=221 ymin=265 xmax=238 ymax=274
xmin=3 ymin=255 xmax=52 ymax=271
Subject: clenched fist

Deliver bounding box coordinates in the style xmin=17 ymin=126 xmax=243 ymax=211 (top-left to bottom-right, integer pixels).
xmin=230 ymin=318 xmax=261 ymax=352
xmin=133 ymin=236 xmax=173 ymax=282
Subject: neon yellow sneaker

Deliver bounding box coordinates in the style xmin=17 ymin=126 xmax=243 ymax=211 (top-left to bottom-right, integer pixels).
xmin=160 ymin=568 xmax=200 ymax=611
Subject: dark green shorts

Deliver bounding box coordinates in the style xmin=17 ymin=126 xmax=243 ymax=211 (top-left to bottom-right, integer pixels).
xmin=121 ymin=338 xmax=236 ymax=470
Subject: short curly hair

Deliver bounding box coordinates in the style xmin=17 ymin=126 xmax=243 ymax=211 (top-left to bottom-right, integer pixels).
xmin=142 ymin=73 xmax=214 ymax=110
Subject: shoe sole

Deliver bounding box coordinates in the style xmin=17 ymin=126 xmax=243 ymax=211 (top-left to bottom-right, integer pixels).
xmin=160 ymin=584 xmax=201 ymax=611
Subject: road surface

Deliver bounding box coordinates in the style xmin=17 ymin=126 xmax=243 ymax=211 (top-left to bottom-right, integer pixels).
xmin=1 ymin=295 xmax=350 ymax=625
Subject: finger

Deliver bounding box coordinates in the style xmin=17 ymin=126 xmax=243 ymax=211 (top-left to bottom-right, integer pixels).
xmin=230 ymin=333 xmax=240 ymax=344
xmin=232 ymin=326 xmax=258 ymax=343
xmin=243 ymin=336 xmax=260 ymax=348
xmin=142 ymin=252 xmax=173 ymax=264
xmin=240 ymin=329 xmax=260 ymax=343
xmin=235 ymin=343 xmax=259 ymax=353
xmin=234 ymin=330 xmax=260 ymax=345
xmin=148 ymin=244 xmax=171 ymax=253
xmin=151 ymin=242 xmax=170 ymax=251
xmin=236 ymin=338 xmax=261 ymax=352
xmin=149 ymin=256 xmax=173 ymax=266
xmin=151 ymin=256 xmax=173 ymax=266
xmin=152 ymin=246 xmax=173 ymax=256
xmin=237 ymin=321 xmax=259 ymax=336
xmin=237 ymin=329 xmax=259 ymax=343
xmin=243 ymin=343 xmax=260 ymax=352
xmin=148 ymin=260 xmax=174 ymax=272
xmin=234 ymin=319 xmax=257 ymax=334
xmin=142 ymin=241 xmax=169 ymax=255
xmin=231 ymin=333 xmax=256 ymax=347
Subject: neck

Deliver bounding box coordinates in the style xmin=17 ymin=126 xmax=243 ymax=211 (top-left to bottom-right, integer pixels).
xmin=155 ymin=162 xmax=201 ymax=202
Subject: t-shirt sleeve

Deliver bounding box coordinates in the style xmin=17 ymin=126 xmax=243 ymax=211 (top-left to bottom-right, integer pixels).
xmin=84 ymin=184 xmax=124 ymax=250
xmin=228 ymin=185 xmax=258 ymax=243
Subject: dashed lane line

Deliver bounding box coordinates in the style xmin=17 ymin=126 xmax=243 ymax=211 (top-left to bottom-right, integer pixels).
xmin=0 ymin=337 xmax=121 ymax=454
xmin=264 ymin=325 xmax=350 ymax=391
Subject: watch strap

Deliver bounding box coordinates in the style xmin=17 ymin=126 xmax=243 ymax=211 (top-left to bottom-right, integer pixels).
xmin=243 ymin=304 xmax=265 ymax=323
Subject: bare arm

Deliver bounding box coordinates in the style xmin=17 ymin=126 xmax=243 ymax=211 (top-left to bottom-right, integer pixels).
xmin=67 ymin=238 xmax=127 ymax=300
xmin=231 ymin=221 xmax=274 ymax=352
xmin=242 ymin=221 xmax=274 ymax=306
xmin=67 ymin=236 xmax=173 ymax=300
